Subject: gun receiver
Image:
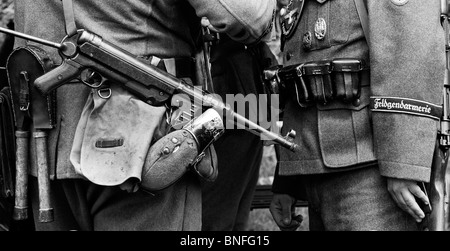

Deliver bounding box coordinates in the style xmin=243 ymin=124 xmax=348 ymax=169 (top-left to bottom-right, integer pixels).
xmin=0 ymin=27 xmax=299 ymax=152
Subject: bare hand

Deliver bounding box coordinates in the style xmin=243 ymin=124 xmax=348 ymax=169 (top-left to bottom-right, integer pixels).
xmin=387 ymin=178 xmax=430 ymax=223
xmin=270 ymin=193 xmax=303 ymax=231
xmin=200 ymin=17 xmax=219 ymax=33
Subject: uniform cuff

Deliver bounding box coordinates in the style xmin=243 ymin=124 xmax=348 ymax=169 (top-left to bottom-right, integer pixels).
xmin=378 ymin=160 xmax=431 ymax=183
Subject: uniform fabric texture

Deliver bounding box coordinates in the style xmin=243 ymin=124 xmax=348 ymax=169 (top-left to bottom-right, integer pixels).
xmin=302 ymin=165 xmax=419 ymax=231
xmin=29 ymin=174 xmax=201 ymax=231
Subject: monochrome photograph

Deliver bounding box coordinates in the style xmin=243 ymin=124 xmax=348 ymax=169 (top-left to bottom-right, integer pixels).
xmin=0 ymin=0 xmax=449 ymax=241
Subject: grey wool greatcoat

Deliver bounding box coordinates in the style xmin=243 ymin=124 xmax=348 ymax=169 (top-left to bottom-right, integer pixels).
xmin=274 ymin=0 xmax=445 ymax=192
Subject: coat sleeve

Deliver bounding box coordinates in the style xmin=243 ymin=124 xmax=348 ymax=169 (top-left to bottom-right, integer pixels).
xmin=188 ymin=0 xmax=276 ymax=44
xmin=368 ymin=0 xmax=446 ymax=182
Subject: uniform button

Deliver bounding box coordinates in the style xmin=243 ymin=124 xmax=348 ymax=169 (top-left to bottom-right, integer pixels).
xmin=163 ymin=147 xmax=171 ymax=155
xmin=353 ymin=99 xmax=361 ymax=107
xmin=286 ymin=52 xmax=293 ymax=61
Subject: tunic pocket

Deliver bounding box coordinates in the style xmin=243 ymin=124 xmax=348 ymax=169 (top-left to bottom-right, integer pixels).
xmin=316 ymin=87 xmax=377 ymax=168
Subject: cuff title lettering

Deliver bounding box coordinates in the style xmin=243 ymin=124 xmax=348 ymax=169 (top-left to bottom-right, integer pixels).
xmin=370 ymin=96 xmax=442 ymax=120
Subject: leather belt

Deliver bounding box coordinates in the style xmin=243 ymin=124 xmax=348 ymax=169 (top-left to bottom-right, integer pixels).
xmin=264 ymin=58 xmax=369 ymax=107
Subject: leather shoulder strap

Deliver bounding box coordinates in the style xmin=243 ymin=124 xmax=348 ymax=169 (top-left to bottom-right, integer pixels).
xmin=354 ymin=0 xmax=370 ymax=45
xmin=62 ymin=0 xmax=78 ymax=36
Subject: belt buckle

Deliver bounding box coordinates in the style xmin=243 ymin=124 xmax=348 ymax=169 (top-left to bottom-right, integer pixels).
xmin=263 ymin=65 xmax=283 ymax=95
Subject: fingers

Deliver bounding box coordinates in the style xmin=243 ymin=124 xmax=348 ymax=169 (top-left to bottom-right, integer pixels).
xmin=201 ymin=17 xmax=210 ymax=28
xmin=400 ymin=190 xmax=425 ymax=222
xmin=279 ymin=216 xmax=301 ymax=231
xmin=200 ymin=17 xmax=220 ymax=33
xmin=387 ymin=179 xmax=427 ymax=223
xmin=269 ymin=195 xmax=293 ymax=230
xmin=409 ymin=184 xmax=430 ymax=209
xmin=270 ymin=194 xmax=301 ymax=231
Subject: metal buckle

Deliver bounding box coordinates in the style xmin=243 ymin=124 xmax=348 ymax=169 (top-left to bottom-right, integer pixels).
xmin=97 ymin=87 xmax=112 ymax=99
xmin=278 ymin=63 xmax=315 ymax=107
xmin=263 ymin=65 xmax=283 ymax=95
xmin=331 ymin=58 xmax=365 ymax=73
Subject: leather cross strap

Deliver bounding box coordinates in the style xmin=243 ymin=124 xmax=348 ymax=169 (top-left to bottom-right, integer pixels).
xmin=62 ymin=0 xmax=78 ymax=37
xmin=0 ymin=88 xmax=15 ymax=199
xmin=354 ymin=0 xmax=370 ymax=45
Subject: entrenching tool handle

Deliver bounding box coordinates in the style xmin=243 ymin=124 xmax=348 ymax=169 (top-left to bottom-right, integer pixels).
xmin=34 ymin=131 xmax=53 ymax=223
xmin=13 ymin=131 xmax=30 ymax=221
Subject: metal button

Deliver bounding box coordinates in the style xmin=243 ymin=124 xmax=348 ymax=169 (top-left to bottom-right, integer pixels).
xmin=286 ymin=52 xmax=293 ymax=61
xmin=163 ymin=148 xmax=171 ymax=155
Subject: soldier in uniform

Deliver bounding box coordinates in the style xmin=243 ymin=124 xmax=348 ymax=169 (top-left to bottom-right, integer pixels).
xmin=270 ymin=0 xmax=445 ymax=231
xmin=13 ymin=0 xmax=276 ymax=231
xmin=200 ymin=33 xmax=271 ymax=231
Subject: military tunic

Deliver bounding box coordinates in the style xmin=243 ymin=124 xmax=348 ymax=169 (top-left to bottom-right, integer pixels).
xmin=276 ymin=0 xmax=444 ymax=181
xmin=273 ymin=0 xmax=445 ymax=230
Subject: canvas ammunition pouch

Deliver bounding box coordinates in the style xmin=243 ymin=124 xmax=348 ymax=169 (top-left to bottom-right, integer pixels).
xmin=264 ymin=58 xmax=368 ymax=108
xmin=70 ymin=57 xmax=219 ymax=192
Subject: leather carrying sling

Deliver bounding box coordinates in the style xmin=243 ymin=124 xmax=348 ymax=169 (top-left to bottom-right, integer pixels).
xmin=0 ymin=87 xmax=15 ymax=200
xmin=354 ymin=0 xmax=369 ymax=45
xmin=0 ymin=86 xmax=15 ymax=232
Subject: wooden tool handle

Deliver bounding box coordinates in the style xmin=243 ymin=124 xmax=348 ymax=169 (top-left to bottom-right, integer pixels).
xmin=13 ymin=130 xmax=30 ymax=221
xmin=34 ymin=131 xmax=54 ymax=223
